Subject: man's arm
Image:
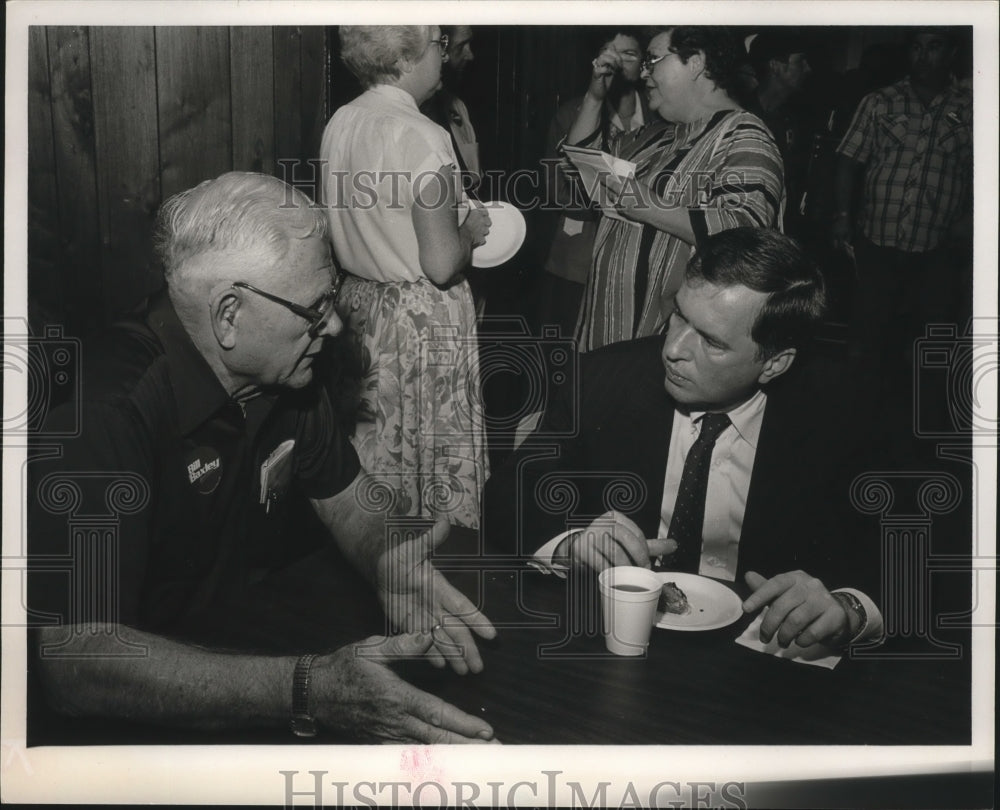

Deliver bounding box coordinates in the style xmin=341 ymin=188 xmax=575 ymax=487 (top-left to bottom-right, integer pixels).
xmin=831 ymin=92 xmax=877 ymax=249
xmin=310 ymin=472 xmax=496 ymax=675
xmin=34 ymin=624 xmax=495 ymax=742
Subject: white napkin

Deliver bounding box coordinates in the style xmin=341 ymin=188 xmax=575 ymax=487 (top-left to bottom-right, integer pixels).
xmin=735 ymin=614 xmax=842 ymax=669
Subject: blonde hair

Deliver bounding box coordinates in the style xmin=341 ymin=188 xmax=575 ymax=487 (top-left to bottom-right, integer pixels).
xmin=339 ymin=26 xmax=433 ymax=88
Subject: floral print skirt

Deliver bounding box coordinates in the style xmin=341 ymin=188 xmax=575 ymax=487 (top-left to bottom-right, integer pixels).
xmin=337 ymin=274 xmax=489 ymax=528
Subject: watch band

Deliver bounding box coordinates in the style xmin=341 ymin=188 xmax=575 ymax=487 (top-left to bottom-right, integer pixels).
xmin=290 ymin=653 xmax=318 ymax=737
xmin=833 ymin=591 xmax=868 ymax=642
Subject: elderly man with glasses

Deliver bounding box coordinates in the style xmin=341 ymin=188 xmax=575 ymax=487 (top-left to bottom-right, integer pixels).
xmin=28 ymin=171 xmax=497 ymax=744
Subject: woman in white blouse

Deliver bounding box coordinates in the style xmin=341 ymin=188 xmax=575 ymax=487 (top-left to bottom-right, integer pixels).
xmin=320 ymin=26 xmax=492 ymax=528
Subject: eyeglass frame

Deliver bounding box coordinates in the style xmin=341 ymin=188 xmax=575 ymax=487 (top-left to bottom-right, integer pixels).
xmin=641 ymin=50 xmax=675 ymax=74
xmin=430 ymin=34 xmax=450 ymax=61
xmin=231 ymin=271 xmax=345 ymax=338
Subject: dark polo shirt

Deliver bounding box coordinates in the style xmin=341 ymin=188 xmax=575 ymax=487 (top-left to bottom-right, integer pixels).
xmin=28 ymin=293 xmax=360 ymax=633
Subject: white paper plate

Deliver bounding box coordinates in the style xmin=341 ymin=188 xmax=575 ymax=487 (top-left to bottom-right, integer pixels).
xmin=653 ymin=572 xmax=744 ymax=632
xmin=471 ymin=201 xmax=526 ymax=268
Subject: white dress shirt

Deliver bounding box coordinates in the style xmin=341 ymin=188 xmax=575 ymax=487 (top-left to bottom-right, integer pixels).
xmin=608 ymin=89 xmax=646 ymax=135
xmin=659 ymin=389 xmax=766 ymax=581
xmin=531 ymin=390 xmax=884 ymax=642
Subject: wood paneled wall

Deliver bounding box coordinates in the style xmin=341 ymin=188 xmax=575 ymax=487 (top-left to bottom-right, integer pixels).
xmin=28 ymin=26 xmax=328 ymax=336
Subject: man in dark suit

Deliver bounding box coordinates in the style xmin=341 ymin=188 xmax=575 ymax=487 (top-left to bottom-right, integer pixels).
xmin=484 ymin=227 xmax=882 ymax=648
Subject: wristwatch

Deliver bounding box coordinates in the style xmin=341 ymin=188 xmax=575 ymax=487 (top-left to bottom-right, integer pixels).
xmin=290 ymin=653 xmax=319 ymax=737
xmin=833 ymin=591 xmax=868 ymax=642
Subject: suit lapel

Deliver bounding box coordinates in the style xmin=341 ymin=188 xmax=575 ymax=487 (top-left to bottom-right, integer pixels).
xmin=738 ymin=377 xmax=810 ymax=576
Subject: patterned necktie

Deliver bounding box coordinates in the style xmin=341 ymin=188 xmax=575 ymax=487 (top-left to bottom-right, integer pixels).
xmin=667 ymin=412 xmax=732 ymax=572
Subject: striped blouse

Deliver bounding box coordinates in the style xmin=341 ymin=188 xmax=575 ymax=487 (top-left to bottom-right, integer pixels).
xmin=575 ymin=110 xmax=784 ymax=352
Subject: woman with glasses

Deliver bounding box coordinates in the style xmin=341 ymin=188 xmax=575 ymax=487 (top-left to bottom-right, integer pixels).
xmin=320 ymin=26 xmax=492 ymax=529
xmin=538 ymin=27 xmax=654 ymax=338
xmin=566 ymin=26 xmax=784 ymax=353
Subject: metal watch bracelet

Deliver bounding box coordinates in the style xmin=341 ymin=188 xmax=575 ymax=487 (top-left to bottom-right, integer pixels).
xmin=833 ymin=591 xmax=868 ymax=642
xmin=290 ymin=653 xmax=318 ymax=737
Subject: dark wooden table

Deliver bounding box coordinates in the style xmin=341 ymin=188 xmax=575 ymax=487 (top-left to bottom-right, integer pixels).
xmin=31 ymin=526 xmax=971 ymax=746
xmin=192 ymin=526 xmax=972 ymax=746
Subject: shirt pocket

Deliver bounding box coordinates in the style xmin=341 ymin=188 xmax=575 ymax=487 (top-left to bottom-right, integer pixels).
xmin=876 ymin=114 xmax=909 ymax=153
xmin=938 ymin=121 xmax=971 ymax=157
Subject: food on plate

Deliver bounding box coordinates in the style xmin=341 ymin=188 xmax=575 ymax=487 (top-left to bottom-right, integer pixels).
xmin=658 ymin=581 xmax=691 ymax=615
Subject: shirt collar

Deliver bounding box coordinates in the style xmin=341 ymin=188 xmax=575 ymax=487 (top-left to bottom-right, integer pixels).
xmin=901 ymin=76 xmax=959 ymax=109
xmin=607 ymin=89 xmax=646 ymax=133
xmin=370 ymin=83 xmax=420 ymax=112
xmin=145 ymin=291 xmax=233 ymax=436
xmin=687 ymin=388 xmax=768 ymax=450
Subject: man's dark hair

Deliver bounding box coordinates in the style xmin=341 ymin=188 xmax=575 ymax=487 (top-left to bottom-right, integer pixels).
xmin=685 ymin=227 xmax=826 ymax=359
xmin=664 ymin=26 xmax=743 ymax=94
xmin=748 ymin=29 xmax=811 ymax=78
xmin=904 ymin=26 xmax=960 ymax=49
xmin=587 ymin=26 xmax=647 ymax=55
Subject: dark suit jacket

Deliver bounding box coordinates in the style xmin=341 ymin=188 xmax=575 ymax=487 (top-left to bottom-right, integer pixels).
xmin=483 ymin=335 xmax=874 ymax=591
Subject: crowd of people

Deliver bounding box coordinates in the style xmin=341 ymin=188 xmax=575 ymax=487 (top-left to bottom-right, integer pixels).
xmin=28 ymin=24 xmax=972 ymax=744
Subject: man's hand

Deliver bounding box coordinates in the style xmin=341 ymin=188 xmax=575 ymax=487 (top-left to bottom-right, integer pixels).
xmin=313 ymin=634 xmax=497 ymax=743
xmin=586 ymin=44 xmax=623 ymax=102
xmin=376 ymin=518 xmax=496 ymax=675
xmin=742 ymin=570 xmax=851 ymax=648
xmin=555 ymin=510 xmax=676 ymax=573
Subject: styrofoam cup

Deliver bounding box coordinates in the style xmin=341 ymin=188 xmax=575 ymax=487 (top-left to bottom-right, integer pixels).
xmin=597 ymin=566 xmax=661 ymax=656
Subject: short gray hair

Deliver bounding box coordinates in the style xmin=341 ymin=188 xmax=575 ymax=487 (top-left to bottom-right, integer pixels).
xmin=339 ymin=26 xmax=433 ymax=89
xmin=154 ymin=172 xmax=327 ymax=286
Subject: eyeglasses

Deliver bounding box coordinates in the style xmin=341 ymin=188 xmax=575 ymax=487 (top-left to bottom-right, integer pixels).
xmin=430 ymin=34 xmax=450 ymax=61
xmin=641 ymin=51 xmax=672 ymax=73
xmin=232 ymin=272 xmax=344 ymax=338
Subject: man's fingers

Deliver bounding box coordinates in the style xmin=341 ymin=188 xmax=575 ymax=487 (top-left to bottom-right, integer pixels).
xmin=647 ymin=538 xmax=676 ymax=558
xmin=436 ymin=577 xmax=497 ymax=640
xmin=794 ymin=608 xmax=845 ymax=649
xmin=757 ymin=587 xmax=803 ymax=643
xmin=435 ymin=621 xmax=480 ymax=674
xmin=407 ymin=690 xmax=495 ymax=742
xmin=742 ymin=570 xmax=780 ymax=612
xmin=360 ymin=632 xmax=434 ymax=662
xmin=773 ymin=601 xmax=818 ymax=647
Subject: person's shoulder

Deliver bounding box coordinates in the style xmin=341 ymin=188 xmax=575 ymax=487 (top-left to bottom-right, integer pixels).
xmin=581 ymin=335 xmax=666 ymax=385
xmin=948 ymin=82 xmax=973 ymax=109
xmin=867 ymin=80 xmax=906 ymax=106
xmin=577 ymin=336 xmax=670 ymax=416
xmin=727 ymin=109 xmax=776 ymax=135
xmin=765 ymin=348 xmax=854 ymax=423
xmin=37 ymin=320 xmax=171 ymax=443
xmin=80 ymin=322 xmax=171 ymax=411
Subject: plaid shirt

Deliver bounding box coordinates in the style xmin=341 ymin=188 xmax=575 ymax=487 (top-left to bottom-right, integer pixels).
xmin=837 ymin=78 xmax=972 ymax=252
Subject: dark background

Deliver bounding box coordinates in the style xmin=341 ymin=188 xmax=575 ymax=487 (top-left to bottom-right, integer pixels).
xmin=27 ymin=24 xmax=973 ymax=340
